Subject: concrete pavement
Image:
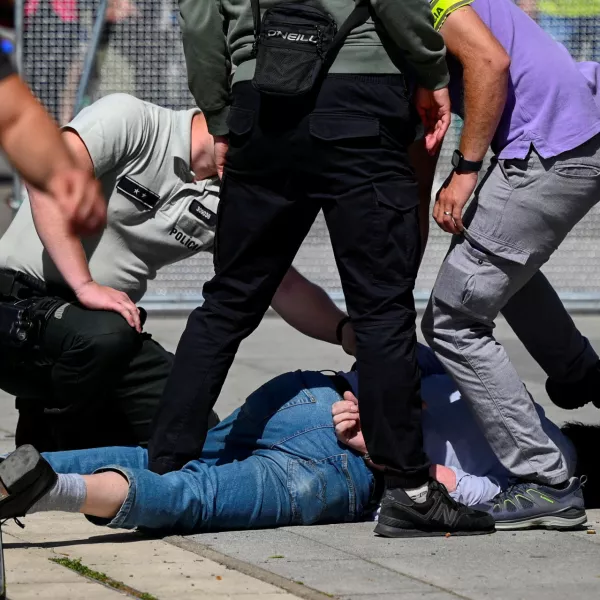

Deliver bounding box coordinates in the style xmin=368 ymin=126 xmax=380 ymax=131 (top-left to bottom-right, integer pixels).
xmin=0 ymin=313 xmax=599 ymax=599
xmin=2 ymin=514 xmax=302 ymax=600
xmin=151 ymin=314 xmax=600 ymax=600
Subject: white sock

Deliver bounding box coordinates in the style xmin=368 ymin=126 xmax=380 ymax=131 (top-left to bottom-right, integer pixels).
xmin=28 ymin=474 xmax=87 ymax=514
xmin=405 ymin=482 xmax=429 ymax=504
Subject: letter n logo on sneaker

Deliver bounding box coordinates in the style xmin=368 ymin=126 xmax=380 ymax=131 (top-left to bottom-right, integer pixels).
xmin=432 ymin=501 xmax=457 ymax=526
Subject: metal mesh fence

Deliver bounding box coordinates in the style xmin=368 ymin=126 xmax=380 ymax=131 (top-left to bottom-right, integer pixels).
xmin=16 ymin=0 xmax=600 ymax=309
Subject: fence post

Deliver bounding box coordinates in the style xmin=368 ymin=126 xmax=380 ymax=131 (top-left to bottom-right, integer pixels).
xmin=12 ymin=0 xmax=24 ymax=209
xmin=72 ymin=0 xmax=109 ymax=119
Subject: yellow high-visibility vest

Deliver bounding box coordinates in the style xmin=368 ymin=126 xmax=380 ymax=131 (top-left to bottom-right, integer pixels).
xmin=430 ymin=0 xmax=474 ymax=31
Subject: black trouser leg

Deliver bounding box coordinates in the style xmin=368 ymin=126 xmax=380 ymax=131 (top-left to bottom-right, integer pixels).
xmin=7 ymin=302 xmax=142 ymax=451
xmin=112 ymin=336 xmax=221 ymax=447
xmin=306 ymin=75 xmax=428 ymax=488
xmin=324 ymin=190 xmax=426 ymax=488
xmin=4 ymin=295 xmax=215 ymax=451
xmin=109 ymin=336 xmax=174 ymax=447
xmin=16 ymin=334 xmax=217 ymax=451
xmin=149 ymin=76 xmax=427 ymax=483
xmin=148 ymin=175 xmax=321 ymax=473
xmin=15 ymin=402 xmax=56 ymax=451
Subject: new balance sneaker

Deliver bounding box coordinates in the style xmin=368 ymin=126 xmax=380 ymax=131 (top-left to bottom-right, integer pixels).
xmin=374 ymin=480 xmax=496 ymax=538
xmin=546 ymin=361 xmax=600 ymax=410
xmin=487 ymin=477 xmax=587 ymax=530
xmin=0 ymin=445 xmax=56 ymax=522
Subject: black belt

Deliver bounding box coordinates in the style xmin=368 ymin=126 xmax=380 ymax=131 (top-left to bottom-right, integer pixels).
xmin=0 ymin=269 xmax=46 ymax=300
xmin=0 ymin=269 xmax=73 ymax=302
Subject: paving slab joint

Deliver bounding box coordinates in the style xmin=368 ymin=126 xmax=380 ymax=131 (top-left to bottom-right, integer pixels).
xmin=166 ymin=535 xmax=334 ymax=600
xmin=50 ymin=556 xmax=158 ymax=600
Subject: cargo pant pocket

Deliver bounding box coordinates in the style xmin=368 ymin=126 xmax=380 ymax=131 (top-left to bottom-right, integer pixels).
xmin=309 ymin=112 xmax=380 ymax=143
xmin=432 ymin=235 xmax=531 ymax=326
xmin=370 ymin=179 xmax=420 ymax=284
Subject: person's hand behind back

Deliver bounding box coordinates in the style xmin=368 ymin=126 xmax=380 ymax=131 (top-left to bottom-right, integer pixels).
xmin=414 ymin=86 xmax=451 ymax=155
xmin=213 ymin=135 xmax=229 ymax=179
xmin=332 ymin=392 xmax=367 ymax=455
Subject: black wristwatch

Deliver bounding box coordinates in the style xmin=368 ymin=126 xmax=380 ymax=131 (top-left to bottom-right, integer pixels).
xmin=451 ymin=150 xmax=483 ymax=174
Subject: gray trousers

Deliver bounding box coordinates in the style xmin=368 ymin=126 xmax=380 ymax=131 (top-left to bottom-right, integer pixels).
xmin=422 ymin=134 xmax=600 ymax=485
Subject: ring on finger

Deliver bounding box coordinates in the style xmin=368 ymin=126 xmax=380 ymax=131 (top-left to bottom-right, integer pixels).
xmin=444 ymin=211 xmax=452 ymax=216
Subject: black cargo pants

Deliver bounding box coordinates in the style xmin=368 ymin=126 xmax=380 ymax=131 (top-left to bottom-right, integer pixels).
xmin=0 ymin=299 xmax=219 ymax=451
xmin=149 ymin=75 xmax=429 ymax=488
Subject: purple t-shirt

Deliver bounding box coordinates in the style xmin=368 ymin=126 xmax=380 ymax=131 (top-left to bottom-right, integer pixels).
xmin=450 ymin=0 xmax=600 ymax=159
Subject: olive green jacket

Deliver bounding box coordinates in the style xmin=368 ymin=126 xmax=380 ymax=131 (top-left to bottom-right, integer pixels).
xmin=178 ymin=0 xmax=449 ymax=135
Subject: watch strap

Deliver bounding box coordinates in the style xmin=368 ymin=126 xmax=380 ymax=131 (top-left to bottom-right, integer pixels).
xmin=453 ymin=150 xmax=483 ymax=173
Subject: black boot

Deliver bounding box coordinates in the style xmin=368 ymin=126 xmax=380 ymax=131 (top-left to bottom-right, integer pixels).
xmin=0 ymin=445 xmax=57 ymax=521
xmin=546 ymin=360 xmax=600 ymax=410
xmin=374 ymin=480 xmax=495 ymax=538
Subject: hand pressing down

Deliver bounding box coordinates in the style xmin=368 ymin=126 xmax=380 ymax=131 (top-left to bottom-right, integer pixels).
xmin=75 ymin=281 xmax=142 ymax=332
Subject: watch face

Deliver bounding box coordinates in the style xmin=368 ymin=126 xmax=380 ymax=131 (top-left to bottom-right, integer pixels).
xmin=452 ymin=151 xmax=460 ymax=168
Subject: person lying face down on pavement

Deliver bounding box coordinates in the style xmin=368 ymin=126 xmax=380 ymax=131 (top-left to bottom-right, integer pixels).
xmin=0 ymin=344 xmax=592 ymax=535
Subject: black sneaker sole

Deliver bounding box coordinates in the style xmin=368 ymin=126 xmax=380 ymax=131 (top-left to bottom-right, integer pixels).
xmin=0 ymin=445 xmax=57 ymax=520
xmin=494 ymin=508 xmax=588 ymax=531
xmin=374 ymin=522 xmax=495 ymax=538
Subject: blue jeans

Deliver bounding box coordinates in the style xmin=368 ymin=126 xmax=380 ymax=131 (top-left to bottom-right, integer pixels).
xmin=538 ymin=14 xmax=600 ymax=62
xmin=42 ymin=371 xmax=375 ymax=533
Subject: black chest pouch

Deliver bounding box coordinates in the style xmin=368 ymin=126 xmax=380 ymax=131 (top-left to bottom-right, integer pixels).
xmin=250 ymin=0 xmax=370 ymax=97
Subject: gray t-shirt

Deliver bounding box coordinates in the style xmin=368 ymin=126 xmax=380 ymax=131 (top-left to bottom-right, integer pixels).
xmin=0 ymin=94 xmax=219 ymax=302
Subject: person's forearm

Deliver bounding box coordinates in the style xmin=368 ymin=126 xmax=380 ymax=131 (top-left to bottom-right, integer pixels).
xmin=0 ymin=75 xmax=75 ymax=191
xmin=459 ymin=62 xmax=508 ymax=161
xmin=178 ymin=0 xmax=230 ymax=135
xmin=441 ymin=9 xmax=511 ymax=161
xmin=29 ymin=189 xmax=93 ymax=292
xmin=271 ymin=267 xmax=346 ymax=345
xmin=371 ymin=0 xmax=449 ymax=90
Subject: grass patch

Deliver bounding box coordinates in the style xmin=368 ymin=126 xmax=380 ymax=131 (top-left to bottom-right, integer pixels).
xmin=269 ymin=555 xmax=285 ymax=559
xmin=50 ymin=557 xmax=158 ymax=600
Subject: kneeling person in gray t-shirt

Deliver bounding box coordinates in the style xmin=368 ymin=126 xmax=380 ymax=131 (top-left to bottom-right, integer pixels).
xmin=0 ymin=94 xmax=353 ymax=451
